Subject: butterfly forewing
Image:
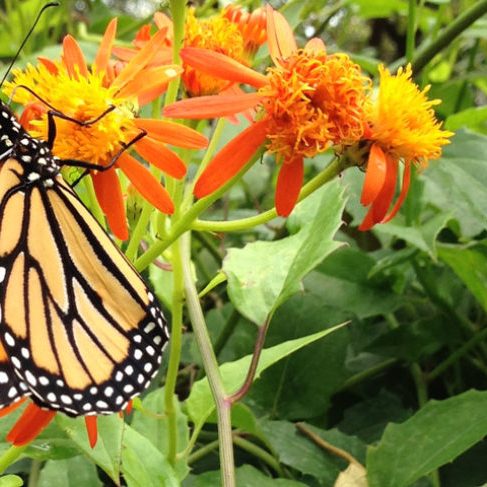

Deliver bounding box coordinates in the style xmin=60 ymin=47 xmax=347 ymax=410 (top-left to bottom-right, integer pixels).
xmin=0 ymin=131 xmax=169 ymax=416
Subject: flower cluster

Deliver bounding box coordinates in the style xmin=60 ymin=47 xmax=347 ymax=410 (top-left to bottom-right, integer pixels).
xmin=0 ymin=3 xmax=453 ymax=450
xmin=164 ymin=5 xmax=452 ymax=224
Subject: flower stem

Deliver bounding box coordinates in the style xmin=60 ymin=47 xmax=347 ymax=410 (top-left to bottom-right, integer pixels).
xmin=0 ymin=445 xmax=27 ymax=473
xmin=134 ymin=150 xmax=264 ymax=272
xmin=181 ymin=232 xmax=235 ymax=487
xmin=228 ymin=316 xmax=271 ymax=403
xmin=411 ymin=0 xmax=487 ymax=73
xmin=406 ymin=0 xmax=417 ymax=62
xmin=233 ymin=436 xmax=284 ymax=476
xmin=166 ymin=0 xmax=186 ymax=105
xmin=164 ymin=238 xmax=185 ymax=465
xmin=192 ymin=156 xmax=343 ymax=233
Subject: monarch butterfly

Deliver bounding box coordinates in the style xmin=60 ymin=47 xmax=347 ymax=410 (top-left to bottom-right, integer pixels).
xmin=0 ymin=97 xmax=169 ymax=442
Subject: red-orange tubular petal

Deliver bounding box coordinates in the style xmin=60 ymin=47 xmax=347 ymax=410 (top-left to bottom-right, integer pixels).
xmin=164 ymin=92 xmax=264 ymax=119
xmin=63 ymin=35 xmax=89 ymax=78
xmin=359 ymin=154 xmax=398 ymax=231
xmin=181 ymin=47 xmax=269 ymax=88
xmin=135 ymin=119 xmax=208 ymax=149
xmin=382 ymin=161 xmax=412 ymax=223
xmin=266 ymin=5 xmax=297 ymax=65
xmin=7 ymin=403 xmax=56 ymax=446
xmin=112 ymin=28 xmax=170 ymax=91
xmin=194 ymin=120 xmax=268 ymax=198
xmin=275 ymin=157 xmax=304 ymax=217
xmin=0 ymin=398 xmax=27 ymax=418
xmin=92 ymin=170 xmax=128 ymax=240
xmin=84 ymin=416 xmax=98 ymax=448
xmin=135 ymin=137 xmax=187 ymax=179
xmin=360 ymin=143 xmax=387 ymax=206
xmin=94 ymin=18 xmax=118 ymax=73
xmin=117 ymin=152 xmax=174 ymax=214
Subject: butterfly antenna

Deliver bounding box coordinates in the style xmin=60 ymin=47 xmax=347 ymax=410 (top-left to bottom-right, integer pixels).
xmin=0 ymin=2 xmax=60 ymax=89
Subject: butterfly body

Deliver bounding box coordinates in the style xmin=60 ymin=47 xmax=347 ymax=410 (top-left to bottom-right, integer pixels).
xmin=0 ymin=101 xmax=169 ymax=417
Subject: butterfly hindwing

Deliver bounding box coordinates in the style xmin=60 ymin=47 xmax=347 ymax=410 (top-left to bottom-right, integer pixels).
xmin=0 ymin=157 xmax=169 ymax=416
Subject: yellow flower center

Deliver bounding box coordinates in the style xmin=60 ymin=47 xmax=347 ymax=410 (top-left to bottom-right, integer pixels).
xmin=259 ymin=50 xmax=371 ymax=162
xmin=4 ymin=63 xmax=137 ymax=165
xmin=184 ymin=8 xmax=247 ymax=96
xmin=368 ymin=65 xmax=453 ymax=165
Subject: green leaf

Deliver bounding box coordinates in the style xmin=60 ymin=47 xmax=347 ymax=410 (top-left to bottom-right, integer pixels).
xmin=38 ymin=457 xmax=102 ymax=487
xmin=367 ymin=390 xmax=487 ymax=487
xmin=224 ymin=180 xmax=346 ymax=325
xmin=186 ymin=324 xmax=347 ymax=425
xmin=121 ymin=426 xmax=179 ymax=487
xmin=374 ymin=212 xmax=452 ymax=259
xmin=445 ymin=106 xmax=487 ymax=134
xmin=131 ymin=388 xmax=190 ymax=480
xmin=248 ymin=295 xmax=350 ymax=419
xmin=56 ymin=415 xmax=124 ymax=483
xmin=438 ymin=243 xmax=487 ymax=313
xmin=0 ymin=476 xmax=23 ymax=487
xmin=259 ymin=420 xmax=364 ymax=485
xmin=305 ymin=247 xmax=403 ymax=319
xmin=423 ymin=130 xmax=487 ymax=236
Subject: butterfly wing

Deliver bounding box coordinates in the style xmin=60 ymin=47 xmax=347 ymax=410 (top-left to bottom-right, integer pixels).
xmin=0 ymin=158 xmax=169 ymax=416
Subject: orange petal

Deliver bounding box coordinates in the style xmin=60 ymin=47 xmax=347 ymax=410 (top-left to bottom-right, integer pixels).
xmin=275 ymin=157 xmax=304 ymax=216
xmin=135 ymin=137 xmax=187 ymax=179
xmin=63 ymin=35 xmax=89 ymax=78
xmin=94 ymin=18 xmax=118 ymax=73
xmin=154 ymin=12 xmax=173 ymax=33
xmin=135 ymin=118 xmax=208 ymax=149
xmin=382 ymin=161 xmax=412 ymax=223
xmin=305 ymin=38 xmax=326 ymax=54
xmin=112 ymin=28 xmax=170 ymax=91
xmin=164 ymin=92 xmax=264 ymax=119
xmin=194 ymin=120 xmax=268 ymax=198
xmin=180 ymin=47 xmax=269 ymax=88
xmin=20 ymin=103 xmax=46 ymax=131
xmin=7 ymin=403 xmax=56 ymax=446
xmin=117 ymin=152 xmax=174 ymax=214
xmin=0 ymin=398 xmax=27 ymax=418
xmin=112 ymin=46 xmax=139 ymax=62
xmin=266 ymin=5 xmax=297 ymax=65
xmin=360 ymin=144 xmax=387 ymax=206
xmin=84 ymin=416 xmax=98 ymax=448
xmin=38 ymin=56 xmax=58 ymax=75
xmin=125 ymin=400 xmax=133 ymax=415
xmin=92 ymin=170 xmax=128 ymax=240
xmin=359 ymin=154 xmax=398 ymax=231
xmin=117 ymin=65 xmax=182 ymax=100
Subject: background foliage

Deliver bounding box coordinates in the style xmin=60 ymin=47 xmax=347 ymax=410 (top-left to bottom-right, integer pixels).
xmin=0 ymin=0 xmax=486 ymax=486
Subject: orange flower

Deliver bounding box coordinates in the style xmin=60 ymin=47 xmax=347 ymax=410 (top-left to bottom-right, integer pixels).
xmin=4 ymin=19 xmax=208 ymax=240
xmin=113 ymin=7 xmax=266 ymax=97
xmin=164 ymin=6 xmax=370 ymax=216
xmin=358 ymin=65 xmax=453 ymax=230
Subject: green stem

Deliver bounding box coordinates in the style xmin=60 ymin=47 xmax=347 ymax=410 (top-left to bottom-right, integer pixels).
xmin=166 ymin=0 xmax=186 ymax=106
xmin=188 ymin=439 xmax=220 ymax=464
xmin=27 ymin=459 xmax=42 ymax=487
xmin=134 ymin=150 xmax=264 ymax=272
xmin=411 ymin=0 xmax=487 ymax=73
xmin=410 ymin=363 xmax=428 ymax=407
xmin=181 ymin=232 xmax=235 ymax=487
xmin=233 ymin=436 xmax=285 ymax=476
xmin=405 ymin=0 xmax=417 ymax=62
xmin=84 ymin=176 xmax=105 ymax=228
xmin=428 ymin=326 xmax=487 ymax=382
xmin=0 ymin=445 xmax=27 ymax=473
xmin=337 ymin=359 xmax=398 ymax=392
xmin=192 ymin=157 xmax=344 ymax=233
xmin=164 ymin=239 xmax=185 ymax=465
xmin=453 ymin=39 xmax=479 ymax=113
